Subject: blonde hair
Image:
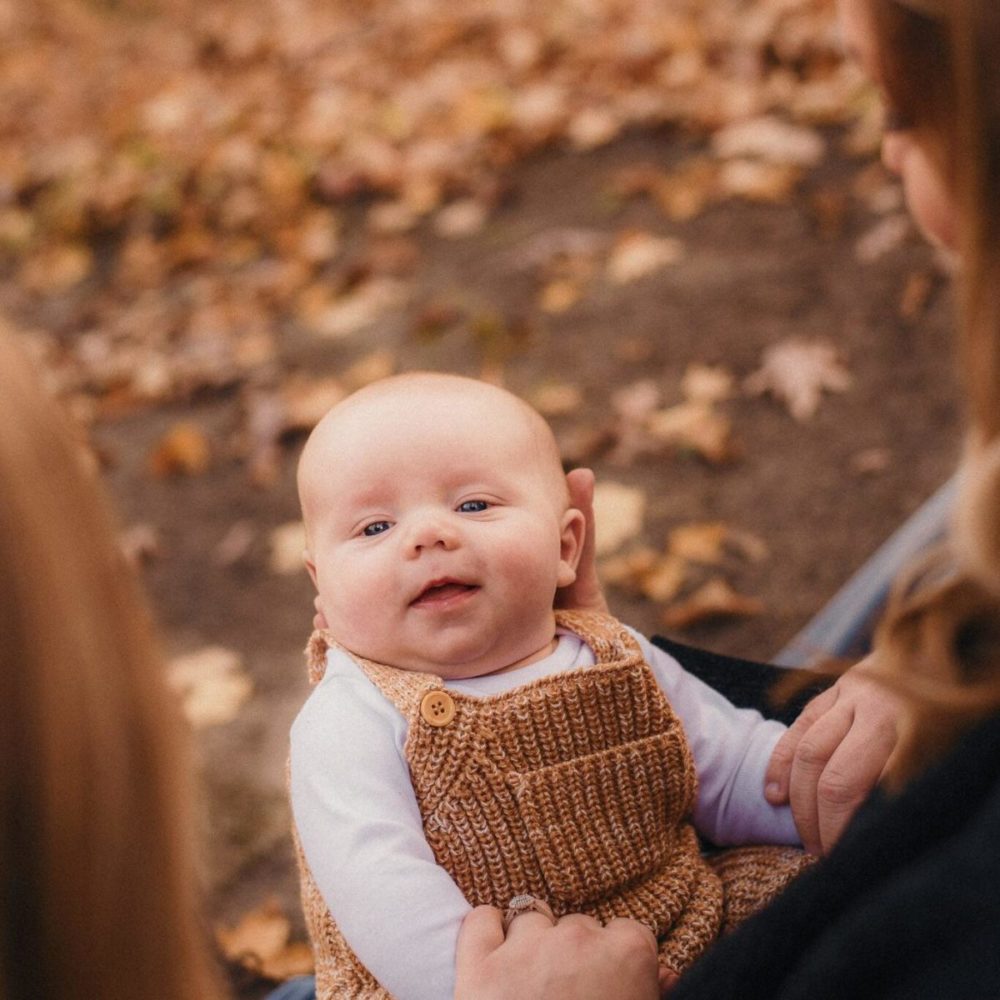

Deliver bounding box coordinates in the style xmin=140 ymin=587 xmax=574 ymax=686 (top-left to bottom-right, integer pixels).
xmin=866 ymin=0 xmax=1000 ymax=782
xmin=0 ymin=328 xmax=223 ymax=999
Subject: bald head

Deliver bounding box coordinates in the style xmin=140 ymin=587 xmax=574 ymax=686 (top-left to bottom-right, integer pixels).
xmin=298 ymin=372 xmax=569 ymax=542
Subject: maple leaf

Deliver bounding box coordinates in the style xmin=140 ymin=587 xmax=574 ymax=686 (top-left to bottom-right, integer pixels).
xmin=744 ymin=339 xmax=853 ymax=422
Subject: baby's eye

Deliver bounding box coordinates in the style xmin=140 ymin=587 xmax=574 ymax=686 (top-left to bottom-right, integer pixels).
xmin=457 ymin=500 xmax=489 ymax=513
xmin=362 ymin=520 xmax=392 ymax=537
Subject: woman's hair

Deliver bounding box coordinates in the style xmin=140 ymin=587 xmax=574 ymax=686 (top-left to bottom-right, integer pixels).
xmin=867 ymin=0 xmax=1000 ymax=783
xmin=0 ymin=328 xmax=223 ymax=998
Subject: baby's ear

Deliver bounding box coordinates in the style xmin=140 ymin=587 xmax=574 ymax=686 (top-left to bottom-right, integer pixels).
xmin=556 ymin=508 xmax=586 ymax=588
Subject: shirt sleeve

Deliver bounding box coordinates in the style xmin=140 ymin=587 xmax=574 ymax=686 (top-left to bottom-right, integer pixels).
xmin=631 ymin=630 xmax=800 ymax=847
xmin=289 ymin=658 xmax=470 ymax=1000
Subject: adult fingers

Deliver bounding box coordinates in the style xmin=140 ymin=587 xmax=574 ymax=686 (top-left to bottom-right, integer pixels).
xmin=813 ymin=711 xmax=895 ymax=852
xmin=604 ymin=917 xmax=658 ymax=959
xmin=312 ymin=595 xmax=329 ymax=631
xmin=788 ymin=699 xmax=855 ymax=854
xmin=504 ymin=909 xmax=560 ymax=941
xmin=764 ymin=684 xmax=838 ymax=804
xmin=557 ymin=468 xmax=609 ymax=614
xmin=455 ymin=906 xmax=505 ymax=976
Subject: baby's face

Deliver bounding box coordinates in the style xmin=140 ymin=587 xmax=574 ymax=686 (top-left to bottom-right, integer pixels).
xmin=299 ymin=378 xmax=583 ymax=678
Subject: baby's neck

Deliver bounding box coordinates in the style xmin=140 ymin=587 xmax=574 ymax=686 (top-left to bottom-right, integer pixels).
xmin=482 ymin=636 xmax=559 ymax=677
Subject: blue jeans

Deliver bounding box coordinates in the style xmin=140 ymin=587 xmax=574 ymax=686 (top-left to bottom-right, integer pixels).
xmin=264 ymin=977 xmax=316 ymax=1000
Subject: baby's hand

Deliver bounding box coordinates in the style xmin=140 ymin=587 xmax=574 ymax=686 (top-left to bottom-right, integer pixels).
xmin=555 ymin=468 xmax=610 ymax=614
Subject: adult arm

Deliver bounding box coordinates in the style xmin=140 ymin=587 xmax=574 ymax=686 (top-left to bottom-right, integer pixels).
xmin=290 ymin=657 xmax=471 ymax=1000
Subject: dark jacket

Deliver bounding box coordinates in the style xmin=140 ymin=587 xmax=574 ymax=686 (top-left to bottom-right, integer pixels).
xmin=658 ymin=637 xmax=1000 ymax=1000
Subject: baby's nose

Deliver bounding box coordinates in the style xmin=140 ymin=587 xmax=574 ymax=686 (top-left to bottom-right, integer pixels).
xmin=405 ymin=511 xmax=460 ymax=554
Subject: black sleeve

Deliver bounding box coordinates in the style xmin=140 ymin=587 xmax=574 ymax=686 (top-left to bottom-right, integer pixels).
xmin=650 ymin=635 xmax=835 ymax=726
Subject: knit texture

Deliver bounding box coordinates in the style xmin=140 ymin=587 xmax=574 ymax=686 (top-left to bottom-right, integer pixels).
xmin=294 ymin=611 xmax=811 ymax=998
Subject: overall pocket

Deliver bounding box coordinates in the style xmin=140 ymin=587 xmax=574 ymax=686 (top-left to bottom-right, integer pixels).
xmin=509 ymin=727 xmax=695 ymax=907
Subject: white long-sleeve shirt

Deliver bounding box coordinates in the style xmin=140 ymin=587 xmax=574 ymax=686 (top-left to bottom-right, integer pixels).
xmin=290 ymin=627 xmax=798 ymax=1000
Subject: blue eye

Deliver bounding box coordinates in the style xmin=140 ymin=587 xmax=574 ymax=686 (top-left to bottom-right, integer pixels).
xmin=362 ymin=521 xmax=392 ymax=536
xmin=458 ymin=500 xmax=489 ymax=513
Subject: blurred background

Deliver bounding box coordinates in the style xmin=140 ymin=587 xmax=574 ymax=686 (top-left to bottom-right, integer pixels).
xmin=2 ymin=0 xmax=961 ymax=992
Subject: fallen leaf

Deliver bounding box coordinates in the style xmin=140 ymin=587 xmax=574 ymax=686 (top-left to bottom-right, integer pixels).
xmin=344 ymin=349 xmax=397 ymax=389
xmin=851 ymin=447 xmax=891 ymax=476
xmin=538 ymin=278 xmax=583 ymax=314
xmin=668 ymin=522 xmax=728 ymax=564
xmin=606 ymin=231 xmax=684 ymax=285
xmin=681 ymin=364 xmax=734 ymax=404
xmin=167 ymin=646 xmax=253 ymax=729
xmin=148 ymin=422 xmax=212 ymax=477
xmin=662 ymin=578 xmax=765 ymax=629
xmin=647 ymin=402 xmax=736 ymax=464
xmin=744 ymin=338 xmax=852 ymax=421
xmin=592 ymin=482 xmax=646 ymax=556
xmin=281 ymin=375 xmax=347 ymax=433
xmin=434 ymin=199 xmax=488 ymax=238
xmin=639 ymin=552 xmax=688 ymax=603
xmin=711 ymin=115 xmax=825 ymax=168
xmin=269 ymin=521 xmax=307 ymax=576
xmin=717 ymin=160 xmax=800 ymax=203
xmin=216 ymin=899 xmax=315 ymax=980
xmin=529 ymin=381 xmax=583 ymax=417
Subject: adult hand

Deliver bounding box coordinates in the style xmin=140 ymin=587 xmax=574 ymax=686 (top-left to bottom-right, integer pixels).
xmin=556 ymin=468 xmax=610 ymax=614
xmin=764 ymin=655 xmax=901 ymax=854
xmin=313 ymin=595 xmax=328 ymax=631
xmin=455 ymin=906 xmax=661 ymax=1000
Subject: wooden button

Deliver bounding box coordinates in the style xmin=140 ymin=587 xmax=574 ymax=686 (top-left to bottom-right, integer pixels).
xmin=420 ymin=690 xmax=456 ymax=727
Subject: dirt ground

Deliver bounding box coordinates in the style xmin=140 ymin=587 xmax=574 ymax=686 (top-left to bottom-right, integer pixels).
xmin=91 ymin=125 xmax=960 ymax=991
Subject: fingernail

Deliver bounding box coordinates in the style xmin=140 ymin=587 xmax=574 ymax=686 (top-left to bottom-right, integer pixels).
xmin=765 ymin=782 xmax=781 ymax=800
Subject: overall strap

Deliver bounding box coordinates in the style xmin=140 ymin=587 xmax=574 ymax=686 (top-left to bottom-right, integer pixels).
xmin=305 ymin=629 xmax=443 ymax=718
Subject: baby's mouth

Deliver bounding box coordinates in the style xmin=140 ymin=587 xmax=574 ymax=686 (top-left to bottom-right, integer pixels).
xmin=410 ymin=578 xmax=480 ymax=607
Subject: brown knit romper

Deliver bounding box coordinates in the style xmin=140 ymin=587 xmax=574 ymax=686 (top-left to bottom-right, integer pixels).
xmin=294 ymin=610 xmax=811 ymax=999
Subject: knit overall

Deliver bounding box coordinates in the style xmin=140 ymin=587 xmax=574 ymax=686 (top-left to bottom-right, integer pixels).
xmin=294 ymin=610 xmax=811 ymax=999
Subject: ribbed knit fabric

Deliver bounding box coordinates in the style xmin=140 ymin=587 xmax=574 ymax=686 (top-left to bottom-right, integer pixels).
xmin=293 ymin=611 xmax=811 ymax=998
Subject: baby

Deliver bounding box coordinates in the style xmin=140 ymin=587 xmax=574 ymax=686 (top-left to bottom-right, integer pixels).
xmin=290 ymin=372 xmax=809 ymax=1000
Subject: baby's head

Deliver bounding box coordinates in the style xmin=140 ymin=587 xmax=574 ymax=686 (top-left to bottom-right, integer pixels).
xmin=297 ymin=372 xmax=584 ymax=679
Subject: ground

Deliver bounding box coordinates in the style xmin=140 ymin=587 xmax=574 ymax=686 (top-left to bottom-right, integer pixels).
xmin=2 ymin=2 xmax=963 ymax=991
xmin=89 ymin=127 xmax=961 ymax=992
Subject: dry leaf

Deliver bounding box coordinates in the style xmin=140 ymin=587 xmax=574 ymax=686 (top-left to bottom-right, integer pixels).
xmin=281 ymin=376 xmax=347 ymax=433
xmin=344 ymin=349 xmax=397 ymax=389
xmin=434 ymin=199 xmax=488 ymax=238
xmin=744 ymin=338 xmax=852 ymax=421
xmin=639 ymin=553 xmax=688 ymax=603
xmin=538 ymin=278 xmax=583 ymax=314
xmin=215 ymin=520 xmax=258 ymax=566
xmin=592 ymin=482 xmax=646 ymax=556
xmin=167 ymin=646 xmax=253 ymax=729
xmin=681 ymin=364 xmax=734 ymax=404
xmin=711 ymin=116 xmax=825 ymax=168
xmin=148 ymin=422 xmax=212 ymax=477
xmin=662 ymin=578 xmax=765 ymax=629
xmin=668 ymin=522 xmax=728 ymax=564
xmin=606 ymin=232 xmax=684 ymax=285
xmin=269 ymin=521 xmax=307 ymax=576
xmin=216 ymin=899 xmax=315 ymax=980
xmin=530 ymin=381 xmax=583 ymax=417
xmin=647 ymin=402 xmax=736 ymax=464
